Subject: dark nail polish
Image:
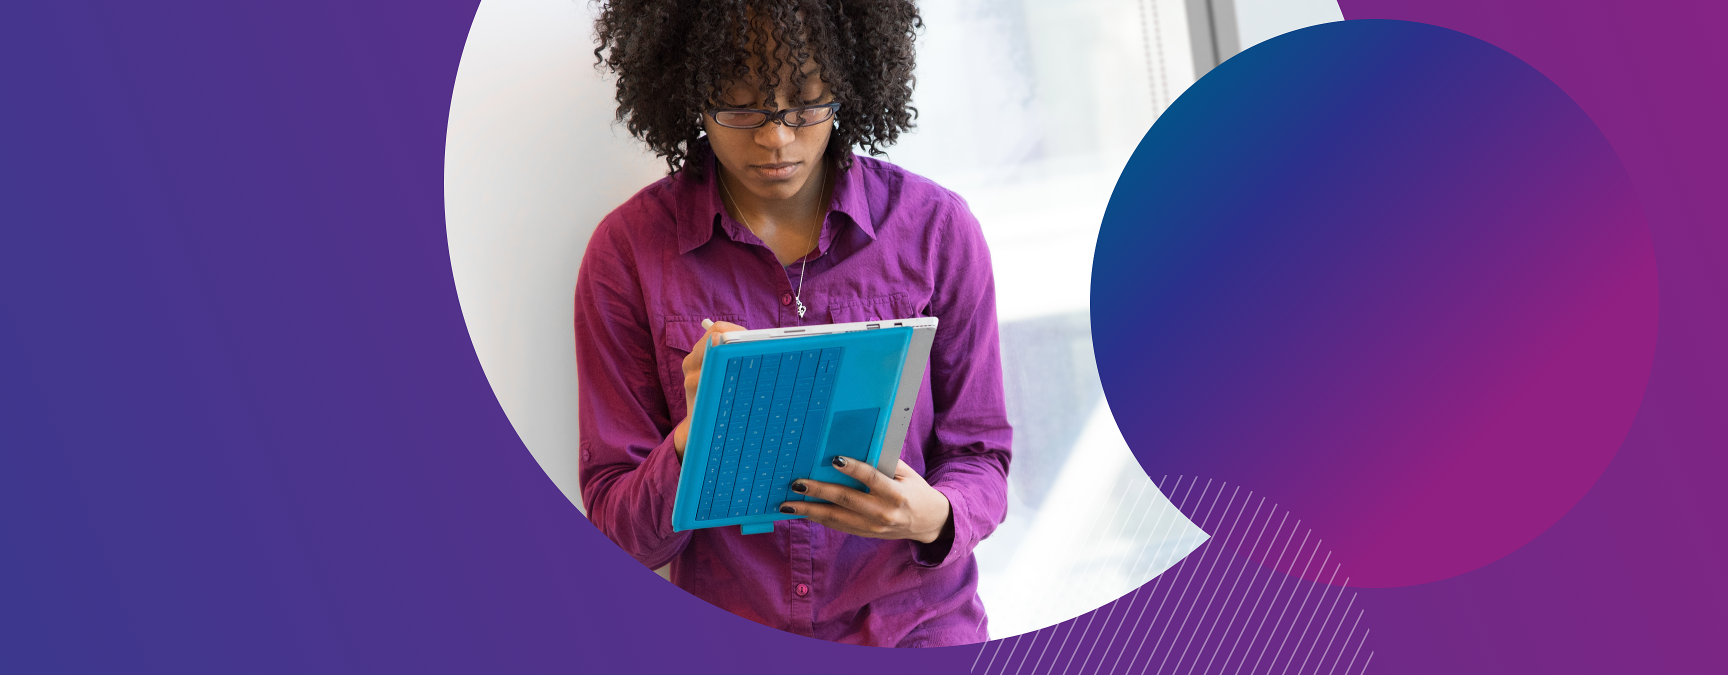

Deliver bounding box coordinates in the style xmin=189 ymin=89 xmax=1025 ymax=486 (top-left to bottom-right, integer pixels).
xmin=779 ymin=505 xmax=795 ymax=514
xmin=791 ymin=481 xmax=807 ymax=493
xmin=832 ymin=456 xmax=846 ymax=468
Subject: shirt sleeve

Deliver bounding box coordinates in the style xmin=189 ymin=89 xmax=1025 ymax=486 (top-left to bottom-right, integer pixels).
xmin=574 ymin=213 xmax=692 ymax=570
xmin=911 ymin=192 xmax=1013 ymax=569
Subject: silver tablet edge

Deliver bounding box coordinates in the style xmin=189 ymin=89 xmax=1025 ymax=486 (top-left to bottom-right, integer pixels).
xmin=876 ymin=320 xmax=937 ymax=476
xmin=719 ymin=317 xmax=939 ymax=344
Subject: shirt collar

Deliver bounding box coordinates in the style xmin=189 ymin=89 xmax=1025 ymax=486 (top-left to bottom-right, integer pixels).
xmin=676 ymin=142 xmax=876 ymax=256
xmin=829 ymin=154 xmax=876 ymax=241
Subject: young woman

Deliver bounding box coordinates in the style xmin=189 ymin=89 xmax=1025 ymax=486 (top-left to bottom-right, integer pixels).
xmin=576 ymin=0 xmax=1012 ymax=647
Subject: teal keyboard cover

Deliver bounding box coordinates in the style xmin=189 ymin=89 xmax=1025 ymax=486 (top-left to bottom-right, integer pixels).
xmin=671 ymin=327 xmax=913 ymax=534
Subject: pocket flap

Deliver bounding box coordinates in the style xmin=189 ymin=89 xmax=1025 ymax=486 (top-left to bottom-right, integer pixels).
xmin=826 ymin=294 xmax=913 ymax=324
xmin=661 ymin=314 xmax=746 ymax=353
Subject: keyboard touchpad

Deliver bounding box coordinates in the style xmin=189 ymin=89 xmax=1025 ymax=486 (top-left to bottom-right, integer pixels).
xmin=809 ymin=407 xmax=879 ymax=495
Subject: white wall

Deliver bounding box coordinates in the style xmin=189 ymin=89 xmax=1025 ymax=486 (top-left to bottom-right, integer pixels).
xmin=445 ymin=0 xmax=664 ymax=512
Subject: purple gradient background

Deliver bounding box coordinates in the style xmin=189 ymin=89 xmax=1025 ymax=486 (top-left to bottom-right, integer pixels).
xmin=1 ymin=1 xmax=1722 ymax=674
xmin=1336 ymin=1 xmax=1727 ymax=669
xmin=1092 ymin=20 xmax=1659 ymax=590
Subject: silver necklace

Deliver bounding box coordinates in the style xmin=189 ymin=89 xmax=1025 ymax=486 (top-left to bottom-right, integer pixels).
xmin=719 ymin=171 xmax=825 ymax=319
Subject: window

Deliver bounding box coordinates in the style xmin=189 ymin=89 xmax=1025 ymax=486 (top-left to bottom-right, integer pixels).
xmin=888 ymin=0 xmax=1341 ymax=637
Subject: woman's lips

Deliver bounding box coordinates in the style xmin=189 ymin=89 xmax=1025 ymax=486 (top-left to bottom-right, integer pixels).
xmin=752 ymin=162 xmax=799 ymax=180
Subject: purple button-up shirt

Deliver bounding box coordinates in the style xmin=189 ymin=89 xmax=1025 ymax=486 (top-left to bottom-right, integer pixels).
xmin=574 ymin=144 xmax=1012 ymax=647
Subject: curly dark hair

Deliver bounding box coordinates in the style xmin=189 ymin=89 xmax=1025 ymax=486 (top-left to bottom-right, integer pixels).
xmin=592 ymin=0 xmax=921 ymax=177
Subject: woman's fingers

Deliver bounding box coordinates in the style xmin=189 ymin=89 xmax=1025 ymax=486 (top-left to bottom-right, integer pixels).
xmin=790 ymin=477 xmax=874 ymax=514
xmin=779 ymin=458 xmax=950 ymax=544
xmin=708 ymin=320 xmax=747 ymax=335
xmin=682 ymin=320 xmax=749 ymax=390
xmin=783 ymin=456 xmax=908 ymax=535
xmin=828 ymin=454 xmax=893 ymax=493
xmin=794 ymin=457 xmax=895 ymax=506
xmin=702 ymin=320 xmax=748 ymax=350
xmin=676 ymin=319 xmax=748 ymax=454
xmin=686 ymin=319 xmax=748 ymax=357
xmin=779 ymin=482 xmax=901 ymax=538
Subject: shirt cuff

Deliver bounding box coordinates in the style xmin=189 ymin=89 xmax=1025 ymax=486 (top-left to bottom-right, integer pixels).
xmin=911 ymin=482 xmax=976 ymax=569
xmin=639 ymin=434 xmax=685 ymax=540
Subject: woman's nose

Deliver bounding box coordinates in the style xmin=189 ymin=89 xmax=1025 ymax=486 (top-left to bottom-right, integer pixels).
xmin=754 ymin=119 xmax=797 ymax=150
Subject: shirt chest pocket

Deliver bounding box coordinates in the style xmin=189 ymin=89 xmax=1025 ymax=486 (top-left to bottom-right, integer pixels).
xmin=825 ymin=293 xmax=922 ymax=325
xmin=658 ymin=313 xmax=745 ymax=421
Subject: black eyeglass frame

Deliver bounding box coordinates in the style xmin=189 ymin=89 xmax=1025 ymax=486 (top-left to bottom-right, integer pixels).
xmin=705 ymin=102 xmax=843 ymax=129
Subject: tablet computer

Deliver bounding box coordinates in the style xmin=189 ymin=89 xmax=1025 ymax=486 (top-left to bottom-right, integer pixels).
xmin=671 ymin=318 xmax=938 ymax=535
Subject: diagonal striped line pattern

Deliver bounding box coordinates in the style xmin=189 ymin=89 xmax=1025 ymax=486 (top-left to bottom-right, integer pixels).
xmin=972 ymin=484 xmax=1374 ymax=675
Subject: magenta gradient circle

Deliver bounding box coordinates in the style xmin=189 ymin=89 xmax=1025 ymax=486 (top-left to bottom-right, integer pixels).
xmin=1091 ymin=21 xmax=1659 ymax=588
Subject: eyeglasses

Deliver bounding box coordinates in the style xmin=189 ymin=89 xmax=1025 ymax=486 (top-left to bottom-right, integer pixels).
xmin=707 ymin=102 xmax=842 ymax=129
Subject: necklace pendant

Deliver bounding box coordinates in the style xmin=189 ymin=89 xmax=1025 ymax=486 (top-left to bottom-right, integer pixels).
xmin=796 ymin=298 xmax=807 ymax=319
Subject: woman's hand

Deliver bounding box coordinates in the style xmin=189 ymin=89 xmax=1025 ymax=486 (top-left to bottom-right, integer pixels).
xmin=672 ymin=320 xmax=747 ymax=459
xmin=778 ymin=457 xmax=954 ymax=544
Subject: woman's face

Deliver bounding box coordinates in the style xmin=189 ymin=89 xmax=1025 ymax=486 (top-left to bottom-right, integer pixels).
xmin=703 ymin=61 xmax=833 ymax=204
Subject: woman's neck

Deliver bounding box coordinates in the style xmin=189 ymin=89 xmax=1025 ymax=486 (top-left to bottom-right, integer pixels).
xmin=718 ymin=158 xmax=831 ymax=265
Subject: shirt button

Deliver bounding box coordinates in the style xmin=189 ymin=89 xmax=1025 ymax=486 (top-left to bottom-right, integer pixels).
xmin=781 ymin=292 xmax=793 ymax=306
xmin=795 ymin=583 xmax=809 ymax=597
